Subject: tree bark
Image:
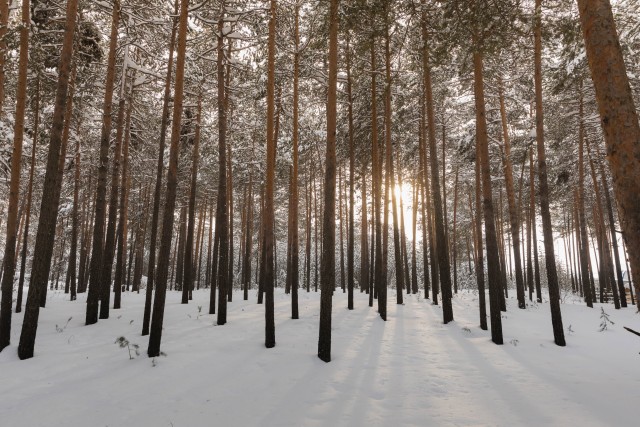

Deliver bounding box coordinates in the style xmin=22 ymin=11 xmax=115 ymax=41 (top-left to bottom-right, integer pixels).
xmin=142 ymin=0 xmax=179 ymax=336
xmin=263 ymin=0 xmax=277 ymax=347
xmin=576 ymin=0 xmax=640 ymax=310
xmin=534 ymin=0 xmax=565 ymax=345
xmin=18 ymin=0 xmax=79 ymax=359
xmin=318 ymin=0 xmax=338 ymax=363
xmin=147 ymin=0 xmax=189 ymax=358
xmin=0 ymin=0 xmax=30 ymax=351
xmin=473 ymin=49 xmax=502 ymax=344
xmin=498 ymin=80 xmax=526 ymax=308
xmin=423 ymin=8 xmax=453 ymax=323
xmin=183 ymin=93 xmax=202 ymax=304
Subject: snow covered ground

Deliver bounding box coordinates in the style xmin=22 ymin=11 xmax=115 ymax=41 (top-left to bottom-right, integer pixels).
xmin=1 ymin=287 xmax=638 ymax=427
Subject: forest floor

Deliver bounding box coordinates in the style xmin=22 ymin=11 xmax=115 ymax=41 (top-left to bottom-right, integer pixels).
xmin=0 ymin=286 xmax=638 ymax=427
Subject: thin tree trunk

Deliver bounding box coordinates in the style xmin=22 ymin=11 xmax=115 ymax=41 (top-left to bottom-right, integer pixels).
xmin=99 ymin=59 xmax=129 ymax=319
xmin=346 ymin=31 xmax=355 ymax=308
xmin=473 ymin=48 xmax=501 ymax=343
xmin=534 ymin=0 xmax=565 ymax=345
xmin=423 ymin=7 xmax=453 ymax=322
xmin=147 ymin=0 xmax=189 ymax=358
xmin=114 ymin=71 xmax=134 ymax=310
xmin=86 ymin=0 xmax=120 ymax=326
xmin=0 ymin=0 xmax=30 ymax=351
xmin=498 ymin=80 xmax=526 ymax=309
xmin=142 ymin=0 xmax=179 ymax=336
xmin=385 ymin=9 xmax=402 ymax=307
xmin=263 ymin=0 xmax=277 ymax=347
xmin=16 ymin=76 xmax=41 ymax=313
xmin=182 ymin=93 xmax=202 ymax=304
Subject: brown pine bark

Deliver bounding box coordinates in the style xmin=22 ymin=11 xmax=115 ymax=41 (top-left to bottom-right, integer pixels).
xmin=243 ymin=174 xmax=253 ymax=300
xmin=0 ymin=0 xmax=9 ymax=117
xmin=361 ymin=164 xmax=370 ymax=295
xmin=385 ymin=10 xmax=402 ymax=307
xmin=68 ymin=98 xmax=82 ymax=302
xmin=423 ymin=8 xmax=453 ymax=323
xmin=86 ymin=0 xmax=121 ymax=326
xmin=99 ymin=62 xmax=129 ymax=320
xmin=346 ymin=31 xmax=355 ymax=308
xmin=593 ymin=142 xmax=627 ymax=306
xmin=182 ymin=93 xmax=202 ymax=304
xmin=576 ymin=0 xmax=640 ymax=310
xmin=498 ymin=80 xmax=526 ymax=309
xmin=587 ymin=140 xmax=620 ymax=308
xmin=452 ymin=165 xmax=459 ymax=294
xmin=473 ymin=48 xmax=501 ymax=344
xmin=263 ymin=0 xmax=277 ymax=347
xmin=530 ymin=150 xmax=542 ymax=303
xmin=114 ymin=71 xmax=134 ymax=310
xmin=370 ymin=41 xmax=383 ymax=313
xmin=0 ymin=0 xmax=30 ymax=351
xmin=534 ymin=0 xmax=565 ymax=345
xmin=287 ymin=2 xmax=300 ymax=317
xmin=576 ymin=85 xmax=594 ymax=307
xmin=318 ymin=0 xmax=338 ymax=363
xmin=142 ymin=0 xmax=179 ymax=336
xmin=147 ymin=0 xmax=189 ymax=358
xmin=18 ymin=0 xmax=79 ymax=359
xmin=16 ymin=77 xmax=41 ymax=313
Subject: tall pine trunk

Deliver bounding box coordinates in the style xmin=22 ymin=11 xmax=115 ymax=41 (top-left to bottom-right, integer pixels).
xmin=576 ymin=0 xmax=640 ymax=309
xmin=147 ymin=0 xmax=190 ymax=358
xmin=534 ymin=0 xmax=566 ymax=346
xmin=318 ymin=0 xmax=338 ymax=363
xmin=18 ymin=0 xmax=79 ymax=359
xmin=0 ymin=0 xmax=30 ymax=351
xmin=86 ymin=1 xmax=121 ymax=326
xmin=142 ymin=0 xmax=179 ymax=336
xmin=422 ymin=8 xmax=453 ymax=323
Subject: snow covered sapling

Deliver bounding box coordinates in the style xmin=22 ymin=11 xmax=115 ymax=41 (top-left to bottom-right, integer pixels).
xmin=598 ymin=308 xmax=615 ymax=331
xmin=55 ymin=317 xmax=72 ymax=333
xmin=115 ymin=336 xmax=140 ymax=359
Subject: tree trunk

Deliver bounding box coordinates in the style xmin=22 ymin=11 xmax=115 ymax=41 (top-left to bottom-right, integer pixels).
xmin=576 ymin=0 xmax=640 ymax=310
xmin=182 ymin=93 xmax=202 ymax=304
xmin=0 ymin=0 xmax=30 ymax=351
xmin=498 ymin=80 xmax=526 ymax=309
xmin=534 ymin=0 xmax=565 ymax=345
xmin=18 ymin=0 xmax=79 ymax=359
xmin=147 ymin=0 xmax=189 ymax=358
xmin=346 ymin=31 xmax=355 ymax=308
xmin=318 ymin=0 xmax=338 ymax=363
xmin=423 ymin=8 xmax=453 ymax=323
xmin=473 ymin=49 xmax=502 ymax=344
xmin=385 ymin=10 xmax=403 ymax=307
xmin=0 ymin=0 xmax=10 ymax=117
xmin=16 ymin=76 xmax=41 ymax=313
xmin=114 ymin=71 xmax=134 ymax=310
xmin=263 ymin=0 xmax=277 ymax=347
xmin=142 ymin=0 xmax=179 ymax=336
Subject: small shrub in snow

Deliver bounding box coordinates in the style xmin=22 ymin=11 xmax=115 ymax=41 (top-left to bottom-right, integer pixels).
xmin=115 ymin=336 xmax=140 ymax=359
xmin=55 ymin=317 xmax=72 ymax=333
xmin=510 ymin=339 xmax=519 ymax=347
xmin=598 ymin=308 xmax=615 ymax=332
xmin=567 ymin=324 xmax=574 ymax=334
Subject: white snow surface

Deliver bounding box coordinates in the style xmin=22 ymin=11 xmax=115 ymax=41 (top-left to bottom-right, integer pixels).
xmin=1 ymin=288 xmax=639 ymax=427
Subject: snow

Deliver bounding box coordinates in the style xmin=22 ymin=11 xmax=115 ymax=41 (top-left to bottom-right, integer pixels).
xmin=1 ymin=288 xmax=638 ymax=426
